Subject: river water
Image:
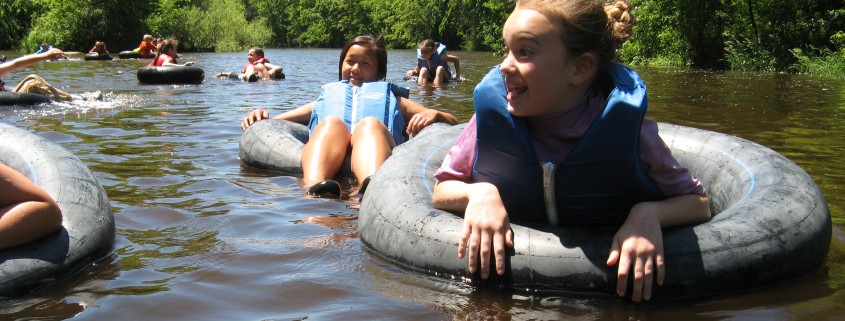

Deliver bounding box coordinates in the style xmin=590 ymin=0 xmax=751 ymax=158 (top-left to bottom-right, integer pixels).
xmin=0 ymin=49 xmax=843 ymax=320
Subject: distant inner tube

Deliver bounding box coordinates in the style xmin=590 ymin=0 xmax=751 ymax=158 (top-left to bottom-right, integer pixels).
xmin=137 ymin=66 xmax=205 ymax=85
xmin=118 ymin=51 xmax=142 ymax=59
xmin=0 ymin=91 xmax=51 ymax=106
xmin=84 ymin=53 xmax=113 ymax=61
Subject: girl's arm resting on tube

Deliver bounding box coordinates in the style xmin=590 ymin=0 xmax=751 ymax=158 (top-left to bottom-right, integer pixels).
xmin=608 ymin=193 xmax=711 ymax=302
xmin=398 ymin=97 xmax=458 ymax=136
xmin=433 ymin=179 xmax=514 ymax=280
xmin=241 ymin=101 xmax=316 ymax=130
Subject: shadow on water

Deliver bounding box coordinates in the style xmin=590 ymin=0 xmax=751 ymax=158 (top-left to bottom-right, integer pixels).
xmin=0 ymin=49 xmax=843 ymax=320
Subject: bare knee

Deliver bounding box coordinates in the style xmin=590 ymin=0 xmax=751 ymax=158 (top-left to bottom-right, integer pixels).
xmin=311 ymin=116 xmax=351 ymax=140
xmin=434 ymin=66 xmax=448 ymax=83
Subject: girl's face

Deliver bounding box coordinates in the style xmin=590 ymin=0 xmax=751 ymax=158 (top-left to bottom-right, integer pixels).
xmin=341 ymin=45 xmax=379 ymax=86
xmin=419 ymin=46 xmax=434 ymax=60
xmin=247 ymin=50 xmax=260 ymax=63
xmin=165 ymin=46 xmax=177 ymax=56
xmin=500 ymin=7 xmax=584 ymax=117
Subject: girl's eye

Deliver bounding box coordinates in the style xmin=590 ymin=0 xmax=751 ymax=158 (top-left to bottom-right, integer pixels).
xmin=503 ymin=46 xmax=532 ymax=59
xmin=517 ymin=48 xmax=533 ymax=59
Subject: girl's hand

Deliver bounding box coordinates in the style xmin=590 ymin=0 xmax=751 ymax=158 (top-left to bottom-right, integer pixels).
xmin=45 ymin=48 xmax=65 ymax=61
xmin=184 ymin=61 xmax=196 ymax=66
xmin=606 ymin=203 xmax=665 ymax=302
xmin=406 ymin=109 xmax=438 ymax=136
xmin=458 ymin=183 xmax=514 ymax=279
xmin=241 ymin=108 xmax=270 ymax=130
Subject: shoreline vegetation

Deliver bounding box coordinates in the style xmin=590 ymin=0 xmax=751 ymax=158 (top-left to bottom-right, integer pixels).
xmin=1 ymin=0 xmax=843 ymax=77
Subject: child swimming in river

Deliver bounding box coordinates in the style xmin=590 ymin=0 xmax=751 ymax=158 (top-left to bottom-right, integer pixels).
xmin=149 ymin=38 xmax=195 ymax=67
xmin=0 ymin=48 xmax=74 ymax=101
xmin=431 ymin=0 xmax=711 ymax=302
xmin=88 ymin=41 xmax=110 ymax=56
xmin=405 ymin=39 xmax=466 ymax=85
xmin=214 ymin=47 xmax=284 ymax=82
xmin=241 ymin=35 xmax=458 ymax=198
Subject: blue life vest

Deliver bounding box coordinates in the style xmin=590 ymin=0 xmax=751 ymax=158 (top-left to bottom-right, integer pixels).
xmin=34 ymin=45 xmax=53 ymax=54
xmin=417 ymin=42 xmax=451 ymax=80
xmin=309 ymin=81 xmax=410 ymax=144
xmin=471 ymin=64 xmax=664 ymax=226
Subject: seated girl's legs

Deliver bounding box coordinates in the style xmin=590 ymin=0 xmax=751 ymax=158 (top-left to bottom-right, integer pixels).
xmin=0 ymin=164 xmax=62 ymax=249
xmin=265 ymin=63 xmax=284 ymax=79
xmin=417 ymin=67 xmax=432 ymax=85
xmin=13 ymin=74 xmax=72 ymax=101
xmin=433 ymin=66 xmax=448 ymax=85
xmin=253 ymin=63 xmax=271 ymax=80
xmin=301 ymin=116 xmax=351 ymax=187
xmin=350 ymin=117 xmax=396 ymax=188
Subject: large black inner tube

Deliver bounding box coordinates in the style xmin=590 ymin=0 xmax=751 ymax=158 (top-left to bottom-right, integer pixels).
xmin=0 ymin=123 xmax=115 ymax=298
xmin=118 ymin=51 xmax=142 ymax=59
xmin=239 ymin=119 xmax=353 ymax=177
xmin=0 ymin=91 xmax=51 ymax=106
xmin=359 ymin=122 xmax=832 ymax=298
xmin=137 ymin=66 xmax=205 ymax=85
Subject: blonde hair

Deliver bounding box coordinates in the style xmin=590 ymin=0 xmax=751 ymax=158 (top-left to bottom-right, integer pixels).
xmin=516 ymin=0 xmax=635 ymax=71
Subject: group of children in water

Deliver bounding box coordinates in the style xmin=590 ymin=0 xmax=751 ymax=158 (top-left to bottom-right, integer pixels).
xmin=2 ymin=0 xmax=711 ymax=302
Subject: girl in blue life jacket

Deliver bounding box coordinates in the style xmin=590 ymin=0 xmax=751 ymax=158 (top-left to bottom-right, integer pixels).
xmin=405 ymin=39 xmax=466 ymax=85
xmin=431 ymin=0 xmax=711 ymax=302
xmin=241 ymin=35 xmax=458 ymax=198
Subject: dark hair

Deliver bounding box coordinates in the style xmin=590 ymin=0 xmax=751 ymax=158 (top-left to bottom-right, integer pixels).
xmin=516 ymin=0 xmax=635 ymax=71
xmin=152 ymin=38 xmax=179 ymax=65
xmin=250 ymin=47 xmax=265 ymax=57
xmin=338 ymin=35 xmax=387 ymax=81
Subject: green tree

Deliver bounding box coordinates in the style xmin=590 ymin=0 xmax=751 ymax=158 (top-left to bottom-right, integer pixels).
xmin=21 ymin=0 xmax=153 ymax=52
xmin=0 ymin=0 xmax=43 ymax=50
xmin=147 ymin=0 xmax=271 ymax=51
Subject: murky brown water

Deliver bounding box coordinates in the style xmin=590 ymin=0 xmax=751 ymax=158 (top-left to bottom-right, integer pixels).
xmin=1 ymin=49 xmax=843 ymax=320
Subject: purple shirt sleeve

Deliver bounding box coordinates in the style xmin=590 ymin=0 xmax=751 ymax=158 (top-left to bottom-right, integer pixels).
xmin=639 ymin=119 xmax=707 ymax=197
xmin=433 ymin=115 xmax=478 ymax=183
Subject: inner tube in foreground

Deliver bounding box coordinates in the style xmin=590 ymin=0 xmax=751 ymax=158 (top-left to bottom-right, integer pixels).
xmin=359 ymin=122 xmax=832 ymax=298
xmin=83 ymin=53 xmax=113 ymax=61
xmin=118 ymin=50 xmax=142 ymax=59
xmin=0 ymin=123 xmax=115 ymax=298
xmin=239 ymin=119 xmax=352 ymax=177
xmin=0 ymin=91 xmax=51 ymax=106
xmin=137 ymin=66 xmax=205 ymax=85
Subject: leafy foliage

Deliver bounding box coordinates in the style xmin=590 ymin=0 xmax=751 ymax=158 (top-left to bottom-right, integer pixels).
xmin=4 ymin=0 xmax=845 ymax=75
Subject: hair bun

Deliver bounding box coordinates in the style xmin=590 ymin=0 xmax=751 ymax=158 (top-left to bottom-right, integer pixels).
xmin=604 ymin=0 xmax=635 ymax=45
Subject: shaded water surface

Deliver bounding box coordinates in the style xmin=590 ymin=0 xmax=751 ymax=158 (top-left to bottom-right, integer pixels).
xmin=0 ymin=49 xmax=843 ymax=320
